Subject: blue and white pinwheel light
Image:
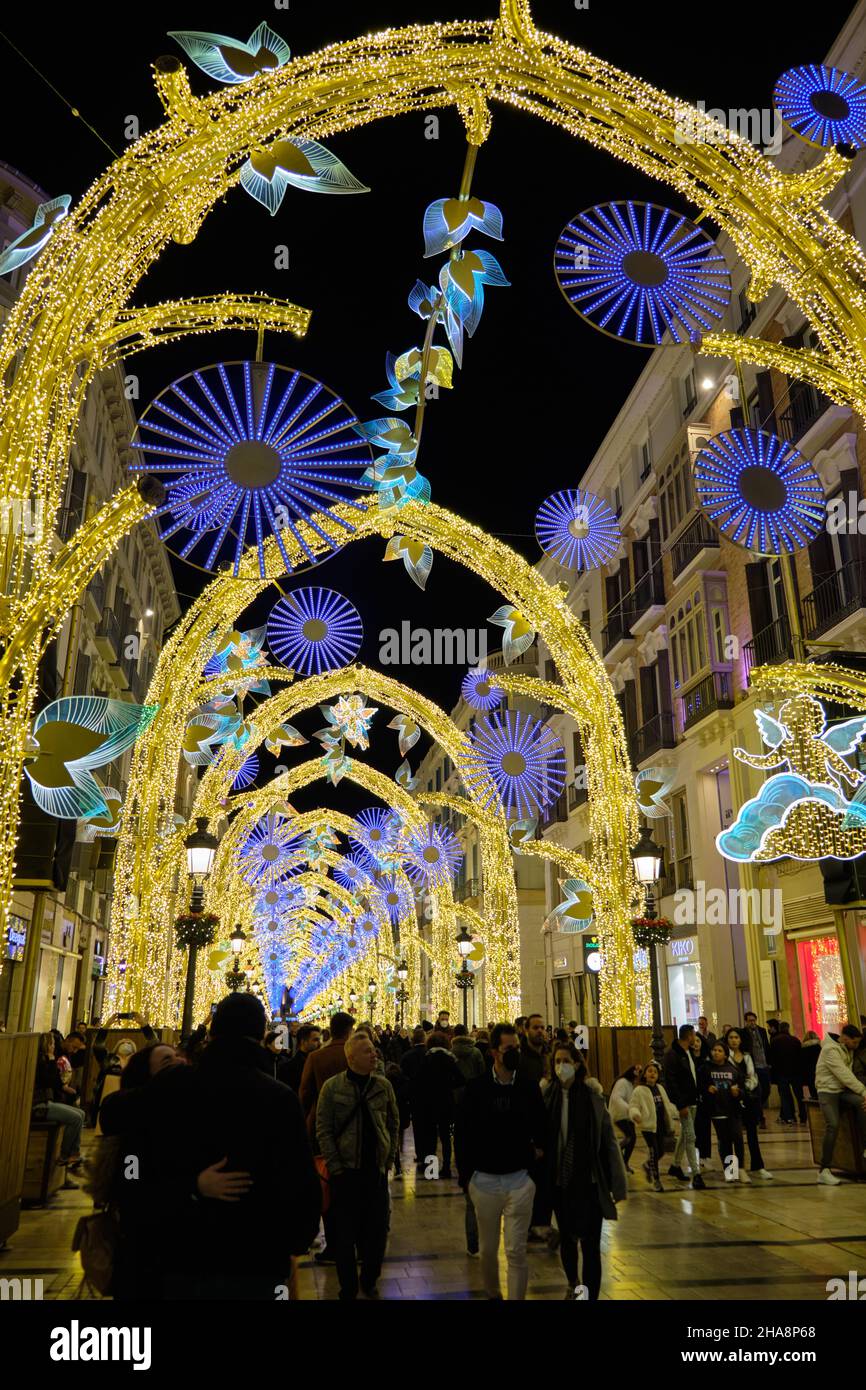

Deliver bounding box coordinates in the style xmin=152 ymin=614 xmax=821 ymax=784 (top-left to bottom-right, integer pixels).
xmin=460 ymin=710 xmax=567 ymax=819
xmin=130 ymin=362 xmax=372 ymax=577
xmin=554 ymin=202 xmax=731 ymax=346
xmin=535 ymin=489 xmax=621 ymax=570
xmin=266 ymin=588 xmax=363 ymax=675
xmin=231 ymin=752 xmax=260 ymax=791
xmin=371 ymin=873 xmax=413 ymax=924
xmin=403 ymin=823 xmax=464 ymax=888
xmin=237 ymin=812 xmax=303 ymax=887
xmin=774 ymin=64 xmax=866 ymax=150
xmin=349 ymin=807 xmax=402 ymax=865
xmin=461 ymin=667 xmax=504 ymax=712
xmin=693 ymin=428 xmax=824 ymax=556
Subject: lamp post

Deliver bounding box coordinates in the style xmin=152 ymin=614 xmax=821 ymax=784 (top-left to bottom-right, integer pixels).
xmin=181 ymin=817 xmax=219 ymax=1036
xmin=395 ymin=958 xmax=409 ymax=1028
xmin=367 ymin=978 xmax=377 ymax=1020
xmin=348 ymin=989 xmax=358 ymax=1013
xmin=631 ymin=825 xmax=667 ymax=1066
xmin=455 ymin=928 xmax=475 ymax=1029
xmin=225 ymin=924 xmax=247 ymax=992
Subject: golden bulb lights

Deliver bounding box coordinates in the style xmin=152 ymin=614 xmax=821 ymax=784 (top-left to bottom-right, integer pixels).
xmin=8 ymin=0 xmax=866 ymax=1023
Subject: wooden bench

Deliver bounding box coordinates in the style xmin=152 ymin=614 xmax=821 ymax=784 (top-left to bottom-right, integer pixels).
xmin=807 ymin=1098 xmax=866 ymax=1177
xmin=22 ymin=1122 xmax=65 ymax=1205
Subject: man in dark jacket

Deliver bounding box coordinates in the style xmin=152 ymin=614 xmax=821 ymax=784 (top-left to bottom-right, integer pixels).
xmin=663 ymin=1024 xmax=704 ymax=1190
xmin=277 ymin=1023 xmax=321 ymax=1094
xmin=519 ymin=1013 xmax=550 ymax=1087
xmin=413 ymin=1032 xmax=464 ymax=1178
xmin=102 ymin=993 xmax=321 ymax=1299
xmin=743 ymin=1010 xmax=772 ymax=1126
xmin=400 ymin=1026 xmax=429 ymax=1169
xmin=455 ymin=1023 xmax=547 ymax=1300
xmin=299 ymin=1011 xmax=353 ymax=1141
xmin=770 ymin=1022 xmax=805 ymax=1124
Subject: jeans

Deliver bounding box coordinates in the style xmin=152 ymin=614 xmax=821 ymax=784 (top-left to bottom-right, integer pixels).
xmin=742 ymin=1096 xmax=766 ymax=1170
xmin=615 ymin=1119 xmax=637 ymax=1167
xmin=711 ymin=1113 xmax=745 ymax=1176
xmin=34 ymin=1101 xmax=85 ymax=1160
xmin=776 ymin=1075 xmax=797 ymax=1123
xmin=469 ymin=1173 xmax=535 ymax=1300
xmin=553 ymin=1187 xmax=603 ymax=1300
xmin=330 ymin=1169 xmax=389 ymax=1299
xmin=674 ymin=1105 xmax=698 ymax=1177
xmin=818 ymin=1089 xmax=866 ymax=1170
xmin=464 ymin=1189 xmax=479 ymax=1254
xmin=416 ymin=1109 xmax=453 ymax=1175
xmin=643 ymin=1128 xmax=662 ymax=1181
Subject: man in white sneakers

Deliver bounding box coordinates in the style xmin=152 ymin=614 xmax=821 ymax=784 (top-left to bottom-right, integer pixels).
xmin=815 ymin=1023 xmax=866 ymax=1185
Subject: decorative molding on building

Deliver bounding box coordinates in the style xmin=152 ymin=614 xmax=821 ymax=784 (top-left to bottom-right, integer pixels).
xmin=630 ymin=495 xmax=658 ymax=540
xmin=813 ymin=431 xmax=858 ymax=494
xmin=638 ymin=625 xmax=669 ymax=664
xmin=610 ymin=657 xmax=635 ymax=693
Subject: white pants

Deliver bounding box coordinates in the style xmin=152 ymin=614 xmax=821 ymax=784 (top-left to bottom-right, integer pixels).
xmin=469 ymin=1174 xmax=536 ymax=1300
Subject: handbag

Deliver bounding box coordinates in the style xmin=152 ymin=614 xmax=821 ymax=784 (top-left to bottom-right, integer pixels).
xmin=72 ymin=1208 xmax=118 ymax=1297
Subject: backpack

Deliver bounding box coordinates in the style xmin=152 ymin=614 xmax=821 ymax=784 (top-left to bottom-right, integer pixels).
xmin=72 ymin=1208 xmax=119 ymax=1297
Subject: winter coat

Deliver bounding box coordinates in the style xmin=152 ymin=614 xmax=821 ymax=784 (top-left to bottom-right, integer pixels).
xmin=662 ymin=1040 xmax=698 ymax=1109
xmin=542 ymin=1080 xmax=628 ymax=1222
xmin=799 ymin=1039 xmax=821 ymax=1089
xmin=413 ymin=1046 xmax=464 ymax=1116
xmin=815 ymin=1034 xmax=866 ymax=1096
xmin=518 ymin=1037 xmax=549 ymax=1087
xmin=451 ymin=1036 xmax=486 ymax=1087
xmin=455 ymin=1070 xmax=547 ymax=1185
xmin=628 ymin=1082 xmax=678 ymax=1135
xmin=298 ymin=1038 xmax=347 ymax=1142
xmin=607 ymin=1077 xmax=635 ymax=1124
xmin=316 ymin=1070 xmax=399 ymax=1176
xmin=698 ymin=1059 xmax=744 ymax=1118
xmin=769 ymin=1031 xmax=802 ymax=1076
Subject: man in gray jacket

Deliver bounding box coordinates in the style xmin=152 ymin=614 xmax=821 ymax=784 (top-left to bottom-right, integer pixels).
xmin=815 ymin=1024 xmax=866 ymax=1184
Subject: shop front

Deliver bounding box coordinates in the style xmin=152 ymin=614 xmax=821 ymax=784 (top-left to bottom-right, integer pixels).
xmin=663 ymin=933 xmax=703 ymax=1030
xmin=792 ymin=931 xmax=849 ymax=1037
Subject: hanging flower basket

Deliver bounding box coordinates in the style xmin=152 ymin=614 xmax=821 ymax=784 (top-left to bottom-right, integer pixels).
xmin=631 ymin=916 xmax=673 ymax=949
xmin=174 ymin=912 xmax=220 ymax=950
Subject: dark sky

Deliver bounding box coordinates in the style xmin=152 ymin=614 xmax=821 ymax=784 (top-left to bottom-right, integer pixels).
xmin=0 ymin=0 xmax=855 ymax=817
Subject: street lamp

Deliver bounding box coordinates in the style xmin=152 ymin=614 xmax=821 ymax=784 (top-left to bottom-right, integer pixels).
xmin=631 ymin=826 xmax=667 ymax=1065
xmin=455 ymin=927 xmax=474 ymax=960
xmin=367 ymin=978 xmax=377 ymax=1019
xmin=225 ymin=924 xmax=247 ymax=992
xmin=348 ymin=989 xmax=358 ymax=1011
xmin=395 ymin=959 xmax=409 ymax=1027
xmin=181 ymin=818 xmax=220 ymax=1035
xmin=229 ymin=924 xmax=246 ymax=956
xmin=455 ymin=963 xmax=475 ymax=1029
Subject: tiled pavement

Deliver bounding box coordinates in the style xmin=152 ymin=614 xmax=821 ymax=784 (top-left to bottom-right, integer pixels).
xmin=2 ymin=1124 xmax=863 ymax=1301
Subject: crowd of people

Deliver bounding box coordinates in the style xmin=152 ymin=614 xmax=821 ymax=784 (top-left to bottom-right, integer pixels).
xmin=28 ymin=1000 xmax=866 ymax=1301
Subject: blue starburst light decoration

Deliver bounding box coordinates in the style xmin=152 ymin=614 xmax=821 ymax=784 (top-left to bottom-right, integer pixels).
xmin=554 ymin=202 xmax=731 ymax=346
xmin=460 ymin=710 xmax=567 ymax=819
xmin=237 ymin=811 xmax=304 ymax=887
xmin=231 ymin=752 xmax=260 ymax=791
xmin=461 ymin=667 xmax=504 ymax=712
xmin=404 ymin=823 xmax=464 ymax=888
xmin=693 ymin=428 xmax=824 ymax=556
xmin=130 ymin=362 xmax=372 ymax=577
xmin=372 ymin=873 xmax=414 ymax=924
xmin=349 ymin=807 xmax=403 ymax=864
xmin=266 ymin=588 xmax=363 ymax=674
xmin=774 ymin=64 xmax=866 ymax=150
xmin=535 ymin=489 xmax=621 ymax=570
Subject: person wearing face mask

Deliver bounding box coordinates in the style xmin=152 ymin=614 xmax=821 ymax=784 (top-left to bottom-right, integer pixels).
xmin=454 ymin=1023 xmax=547 ymax=1300
xmin=543 ymin=1043 xmax=627 ymax=1300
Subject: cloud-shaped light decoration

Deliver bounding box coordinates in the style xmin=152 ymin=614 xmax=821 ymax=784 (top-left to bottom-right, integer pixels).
xmin=535 ymin=489 xmax=621 ymax=570
xmin=554 ymin=201 xmax=731 ymax=346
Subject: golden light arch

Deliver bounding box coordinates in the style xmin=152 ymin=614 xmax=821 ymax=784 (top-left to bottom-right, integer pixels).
xmin=4 ymin=0 xmax=866 ymax=1024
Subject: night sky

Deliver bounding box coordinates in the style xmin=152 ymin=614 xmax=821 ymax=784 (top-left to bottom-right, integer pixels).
xmin=0 ymin=0 xmax=855 ymax=817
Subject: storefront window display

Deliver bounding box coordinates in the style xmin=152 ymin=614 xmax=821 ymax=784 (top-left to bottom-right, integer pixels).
xmin=797 ymin=935 xmax=847 ymax=1037
xmin=665 ymin=936 xmax=703 ymax=1028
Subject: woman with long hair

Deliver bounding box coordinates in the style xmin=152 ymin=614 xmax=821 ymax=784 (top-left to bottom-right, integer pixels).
xmin=724 ymin=1028 xmax=772 ymax=1180
xmin=628 ymin=1061 xmax=678 ymax=1192
xmin=607 ymin=1064 xmax=640 ymax=1173
xmin=542 ymin=1042 xmax=627 ymax=1300
xmin=32 ymin=1032 xmax=86 ymax=1170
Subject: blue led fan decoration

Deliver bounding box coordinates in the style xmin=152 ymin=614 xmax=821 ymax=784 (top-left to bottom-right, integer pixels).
xmin=403 ymin=823 xmax=464 ymax=888
xmin=130 ymin=362 xmax=372 ymax=577
xmin=460 ymin=710 xmax=567 ymax=820
xmin=266 ymin=587 xmax=363 ymax=675
xmin=774 ymin=64 xmax=866 ymax=150
xmin=554 ymin=202 xmax=731 ymax=347
xmin=461 ymin=667 xmax=504 ymax=712
xmin=349 ymin=807 xmax=401 ymax=864
xmin=231 ymin=752 xmax=260 ymax=790
xmin=535 ymin=489 xmax=621 ymax=570
xmin=693 ymin=428 xmax=824 ymax=556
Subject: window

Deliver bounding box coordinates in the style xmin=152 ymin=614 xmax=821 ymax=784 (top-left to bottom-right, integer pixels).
xmin=640 ymin=436 xmax=653 ymax=481
xmin=738 ymin=289 xmax=757 ymax=330
xmin=670 ymin=790 xmax=693 ymax=891
xmin=435 ymin=767 xmax=441 ymax=792
xmin=658 ymin=444 xmax=695 ymax=541
xmin=681 ymin=368 xmax=697 ymax=417
xmin=668 ymin=590 xmax=707 ymax=689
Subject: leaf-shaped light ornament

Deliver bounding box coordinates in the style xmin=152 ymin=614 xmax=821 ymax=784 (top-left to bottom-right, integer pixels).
xmin=0 ymin=195 xmax=72 ymax=278
xmin=635 ymin=767 xmax=675 ymax=819
xmin=384 ymin=535 xmax=433 ymax=590
xmin=321 ymin=746 xmax=352 ymax=785
xmin=239 ymin=137 xmax=369 ymax=215
xmin=354 ymin=417 xmax=418 ymax=458
xmin=264 ymin=723 xmax=308 ymax=756
xmin=319 ymin=694 xmax=378 ymax=749
xmin=372 ymin=353 xmax=421 ymax=412
xmin=388 ymin=714 xmax=420 ymax=758
xmin=488 ymin=605 xmax=536 ymax=664
xmin=395 ymin=759 xmax=419 ymax=793
xmin=439 ymin=249 xmax=510 ymax=338
xmin=24 ymin=697 xmax=158 ymax=821
xmin=394 ymin=346 xmax=454 ymax=392
xmin=363 ymin=458 xmax=430 ymax=514
xmin=423 ymin=196 xmax=504 ymax=256
xmin=546 ymin=878 xmax=594 ymax=934
xmin=169 ymin=21 xmax=291 ymax=83
xmin=508 ymin=816 xmax=539 ymax=852
xmin=80 ymin=786 xmax=123 ymax=841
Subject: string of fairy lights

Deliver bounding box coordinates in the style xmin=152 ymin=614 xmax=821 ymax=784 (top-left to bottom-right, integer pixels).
xmin=6 ymin=0 xmax=866 ymax=1024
